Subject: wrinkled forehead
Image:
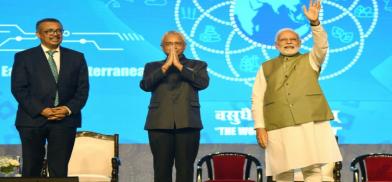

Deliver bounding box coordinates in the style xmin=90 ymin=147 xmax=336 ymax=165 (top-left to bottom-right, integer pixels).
xmin=162 ymin=33 xmax=185 ymax=43
xmin=278 ymin=30 xmax=299 ymax=39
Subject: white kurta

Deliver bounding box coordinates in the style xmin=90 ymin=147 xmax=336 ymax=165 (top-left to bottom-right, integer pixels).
xmin=251 ymin=25 xmax=342 ymax=176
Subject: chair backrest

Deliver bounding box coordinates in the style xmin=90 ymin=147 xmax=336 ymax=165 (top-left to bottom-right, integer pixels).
xmin=67 ymin=131 xmax=119 ymax=180
xmin=212 ymin=154 xmax=246 ymax=179
xmin=350 ymin=153 xmax=392 ymax=182
xmin=196 ymin=152 xmax=263 ymax=182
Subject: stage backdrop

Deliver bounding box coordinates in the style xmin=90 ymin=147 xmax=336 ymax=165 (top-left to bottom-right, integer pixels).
xmin=1 ymin=0 xmax=391 ymax=144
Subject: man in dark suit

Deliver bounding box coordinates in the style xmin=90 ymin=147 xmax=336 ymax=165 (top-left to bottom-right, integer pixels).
xmin=11 ymin=18 xmax=89 ymax=177
xmin=140 ymin=31 xmax=209 ymax=182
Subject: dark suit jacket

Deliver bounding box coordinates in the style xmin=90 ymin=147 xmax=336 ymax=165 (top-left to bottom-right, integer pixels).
xmin=11 ymin=45 xmax=89 ymax=128
xmin=140 ymin=55 xmax=209 ymax=130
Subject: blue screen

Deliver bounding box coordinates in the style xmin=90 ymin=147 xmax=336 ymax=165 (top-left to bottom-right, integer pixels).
xmin=1 ymin=0 xmax=391 ymax=144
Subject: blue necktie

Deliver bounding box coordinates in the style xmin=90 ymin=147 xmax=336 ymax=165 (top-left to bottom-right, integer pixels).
xmin=47 ymin=50 xmax=59 ymax=106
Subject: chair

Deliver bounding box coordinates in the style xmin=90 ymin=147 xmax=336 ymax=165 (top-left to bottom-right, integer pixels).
xmin=196 ymin=152 xmax=263 ymax=182
xmin=350 ymin=153 xmax=392 ymax=182
xmin=67 ymin=131 xmax=120 ymax=182
xmin=43 ymin=131 xmax=121 ymax=182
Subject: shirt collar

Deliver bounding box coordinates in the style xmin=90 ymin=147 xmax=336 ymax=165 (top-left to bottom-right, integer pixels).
xmin=41 ymin=44 xmax=60 ymax=53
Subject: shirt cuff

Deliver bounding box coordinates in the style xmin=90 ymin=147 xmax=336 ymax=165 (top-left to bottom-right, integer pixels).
xmin=254 ymin=120 xmax=265 ymax=129
xmin=63 ymin=106 xmax=72 ymax=116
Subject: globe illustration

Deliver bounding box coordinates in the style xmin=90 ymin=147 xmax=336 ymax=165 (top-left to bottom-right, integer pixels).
xmin=174 ymin=0 xmax=379 ymax=86
xmin=233 ymin=0 xmax=310 ymax=45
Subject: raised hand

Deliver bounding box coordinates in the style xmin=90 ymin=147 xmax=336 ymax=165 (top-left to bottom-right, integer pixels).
xmin=172 ymin=45 xmax=183 ymax=71
xmin=303 ymin=0 xmax=321 ymax=24
xmin=161 ymin=45 xmax=174 ymax=73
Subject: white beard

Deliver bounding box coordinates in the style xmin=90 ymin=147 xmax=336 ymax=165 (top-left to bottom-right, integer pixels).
xmin=279 ymin=46 xmax=300 ymax=56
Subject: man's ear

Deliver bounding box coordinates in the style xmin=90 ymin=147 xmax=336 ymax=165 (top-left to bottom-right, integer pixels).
xmin=36 ymin=32 xmax=42 ymax=39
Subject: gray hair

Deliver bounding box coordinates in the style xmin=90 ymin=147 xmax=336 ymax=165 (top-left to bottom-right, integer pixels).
xmin=160 ymin=31 xmax=186 ymax=46
xmin=274 ymin=28 xmax=300 ymax=43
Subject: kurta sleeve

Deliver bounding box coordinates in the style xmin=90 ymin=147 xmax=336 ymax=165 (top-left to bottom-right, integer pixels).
xmin=309 ymin=25 xmax=329 ymax=71
xmin=252 ymin=66 xmax=267 ymax=129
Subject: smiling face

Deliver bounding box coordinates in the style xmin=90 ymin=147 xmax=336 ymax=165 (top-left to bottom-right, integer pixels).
xmin=275 ymin=30 xmax=301 ymax=56
xmin=36 ymin=21 xmax=63 ymax=49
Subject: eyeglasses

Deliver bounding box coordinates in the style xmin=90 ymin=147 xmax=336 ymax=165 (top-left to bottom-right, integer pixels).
xmin=43 ymin=29 xmax=64 ymax=35
xmin=162 ymin=42 xmax=184 ymax=46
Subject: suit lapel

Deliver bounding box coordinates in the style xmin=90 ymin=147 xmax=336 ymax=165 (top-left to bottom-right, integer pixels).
xmin=35 ymin=46 xmax=57 ymax=85
xmin=58 ymin=47 xmax=66 ymax=84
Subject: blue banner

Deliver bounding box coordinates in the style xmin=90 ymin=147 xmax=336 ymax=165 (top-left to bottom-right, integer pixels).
xmin=1 ymin=0 xmax=391 ymax=144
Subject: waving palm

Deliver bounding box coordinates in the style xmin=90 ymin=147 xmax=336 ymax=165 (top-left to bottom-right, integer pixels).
xmin=303 ymin=0 xmax=321 ymax=22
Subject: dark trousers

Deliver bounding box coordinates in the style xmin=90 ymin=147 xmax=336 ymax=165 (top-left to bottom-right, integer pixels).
xmin=148 ymin=128 xmax=200 ymax=182
xmin=17 ymin=124 xmax=76 ymax=177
